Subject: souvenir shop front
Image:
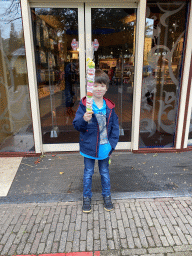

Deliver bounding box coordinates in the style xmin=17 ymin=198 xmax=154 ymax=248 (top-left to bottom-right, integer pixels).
xmin=0 ymin=0 xmax=192 ymax=155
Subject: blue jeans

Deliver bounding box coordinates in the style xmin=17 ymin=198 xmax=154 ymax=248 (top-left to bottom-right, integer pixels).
xmin=83 ymin=157 xmax=111 ymax=198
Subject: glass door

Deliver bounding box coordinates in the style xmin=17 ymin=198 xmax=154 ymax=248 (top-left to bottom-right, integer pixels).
xmin=85 ymin=4 xmax=137 ymax=149
xmin=31 ymin=4 xmax=85 ymax=151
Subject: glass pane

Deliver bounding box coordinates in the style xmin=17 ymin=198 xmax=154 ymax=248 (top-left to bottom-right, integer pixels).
xmin=91 ymin=8 xmax=136 ymax=142
xmin=188 ymin=108 xmax=192 ymax=146
xmin=0 ymin=0 xmax=35 ymax=152
xmin=31 ymin=8 xmax=80 ymax=144
xmin=139 ymin=1 xmax=188 ymax=148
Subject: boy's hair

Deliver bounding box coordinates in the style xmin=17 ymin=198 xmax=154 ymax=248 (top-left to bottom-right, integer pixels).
xmin=95 ymin=69 xmax=110 ymax=89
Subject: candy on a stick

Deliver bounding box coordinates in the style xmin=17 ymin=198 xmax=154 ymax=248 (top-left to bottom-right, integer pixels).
xmin=86 ymin=58 xmax=95 ymax=113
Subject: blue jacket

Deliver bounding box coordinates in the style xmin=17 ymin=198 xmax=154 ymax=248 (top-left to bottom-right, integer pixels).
xmin=73 ymin=96 xmax=119 ymax=158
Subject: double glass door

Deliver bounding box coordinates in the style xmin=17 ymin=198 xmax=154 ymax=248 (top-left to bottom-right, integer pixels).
xmin=31 ymin=3 xmax=137 ymax=152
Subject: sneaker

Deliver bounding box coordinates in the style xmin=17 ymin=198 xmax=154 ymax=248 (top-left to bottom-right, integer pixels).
xmin=103 ymin=195 xmax=113 ymax=211
xmin=82 ymin=197 xmax=91 ymax=213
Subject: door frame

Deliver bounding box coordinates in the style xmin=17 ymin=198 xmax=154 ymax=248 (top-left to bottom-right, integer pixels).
xmin=20 ymin=0 xmax=146 ymax=153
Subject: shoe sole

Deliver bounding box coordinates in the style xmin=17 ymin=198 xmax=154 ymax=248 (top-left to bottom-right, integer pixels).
xmin=104 ymin=207 xmax=113 ymax=212
xmin=82 ymin=209 xmax=92 ymax=213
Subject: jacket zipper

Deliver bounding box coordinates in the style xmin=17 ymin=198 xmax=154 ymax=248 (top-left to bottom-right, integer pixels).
xmin=96 ymin=123 xmax=99 ymax=157
xmin=107 ymin=110 xmax=112 ymax=137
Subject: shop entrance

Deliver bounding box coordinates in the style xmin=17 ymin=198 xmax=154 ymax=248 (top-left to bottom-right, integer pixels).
xmin=30 ymin=3 xmax=137 ymax=152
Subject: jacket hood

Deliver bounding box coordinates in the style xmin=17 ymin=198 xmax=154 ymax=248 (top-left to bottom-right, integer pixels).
xmin=81 ymin=96 xmax=115 ymax=109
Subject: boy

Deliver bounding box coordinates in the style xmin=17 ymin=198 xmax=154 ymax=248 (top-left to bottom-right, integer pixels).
xmin=73 ymin=69 xmax=119 ymax=213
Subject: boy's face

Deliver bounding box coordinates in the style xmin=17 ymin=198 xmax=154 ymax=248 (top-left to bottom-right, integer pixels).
xmin=92 ymin=83 xmax=107 ymax=100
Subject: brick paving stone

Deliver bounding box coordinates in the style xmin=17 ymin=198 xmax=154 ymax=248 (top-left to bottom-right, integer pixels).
xmin=23 ymin=209 xmax=34 ymax=225
xmin=104 ymin=210 xmax=110 ymax=221
xmin=186 ymin=224 xmax=192 ymax=236
xmin=175 ymin=207 xmax=188 ymax=223
xmin=121 ymin=211 xmax=129 ymax=228
xmin=50 ymin=214 xmax=59 ymax=232
xmin=75 ymin=214 xmax=82 ymax=231
xmin=99 ymin=212 xmax=105 ymax=229
xmin=113 ymin=229 xmax=120 ymax=250
xmin=55 ymin=205 xmax=62 ymax=215
xmin=100 ymin=228 xmax=107 ymax=250
xmin=174 ymin=226 xmax=189 ymax=244
xmin=0 ymin=225 xmax=14 ymax=244
xmin=140 ymin=202 xmax=147 ymax=211
xmin=145 ymin=202 xmax=156 ymax=218
xmin=134 ymin=237 xmax=142 ymax=248
xmin=174 ymin=244 xmax=192 ymax=251
xmin=94 ymin=210 xmax=99 ymax=220
xmin=99 ymin=203 xmax=104 ymax=213
xmin=58 ymin=208 xmax=66 ymax=222
xmin=108 ymin=239 xmax=115 ymax=250
xmin=16 ymin=233 xmax=29 ymax=254
xmin=121 ymin=238 xmax=128 ymax=248
xmin=80 ymin=240 xmax=86 ymax=251
xmin=176 ymin=216 xmax=189 ymax=234
xmin=82 ymin=212 xmax=88 ymax=221
xmin=121 ymin=248 xmax=147 ymax=255
xmin=161 ymin=203 xmax=177 ymax=225
xmin=43 ymin=206 xmax=51 ymax=216
xmin=110 ymin=210 xmax=117 ymax=229
xmin=138 ymin=227 xmax=148 ymax=247
xmin=117 ymin=219 xmax=126 ymax=238
xmin=38 ymin=215 xmax=48 ymax=232
xmin=141 ymin=218 xmax=151 ymax=237
xmin=1 ymin=216 xmax=14 ymax=235
xmin=28 ymin=223 xmax=39 ymax=243
xmin=94 ymin=240 xmax=100 ymax=251
xmin=148 ymin=246 xmax=174 ymax=254
xmin=71 ymin=206 xmax=77 ymax=223
xmin=67 ymin=222 xmax=75 ymax=242
xmin=125 ymin=228 xmax=134 ymax=249
xmin=156 ymin=204 xmax=167 ymax=217
xmin=136 ymin=206 xmax=145 ymax=219
xmin=162 ymin=225 xmax=175 ymax=246
xmin=41 ymin=223 xmax=51 ymax=243
xmin=153 ymin=218 xmax=164 ymax=236
xmin=129 ymin=218 xmax=138 ymax=238
xmin=132 ymin=210 xmax=142 ymax=227
xmin=160 ymin=235 xmax=169 ymax=246
xmin=58 ymin=231 xmax=67 ymax=252
xmin=33 ymin=206 xmax=40 ymax=216
xmin=94 ymin=220 xmax=99 ymax=239
xmin=115 ymin=208 xmax=122 ymax=220
xmin=26 ymin=215 xmax=36 ymax=233
xmin=72 ymin=230 xmax=80 ymax=252
xmin=51 ymin=241 xmax=59 ymax=253
xmin=67 ymin=205 xmax=72 ymax=215
xmin=30 ymin=232 xmax=42 ymax=254
xmin=80 ymin=221 xmax=87 ymax=240
xmin=186 ymin=234 xmax=192 ymax=244
xmin=143 ymin=210 xmax=154 ymax=227
xmin=154 ymin=210 xmax=166 ymax=226
xmin=88 ymin=212 xmax=93 ymax=229
xmin=37 ymin=242 xmax=45 ymax=254
xmin=23 ymin=242 xmax=32 ymax=255
xmin=65 ymin=241 xmax=72 ymax=253
xmin=63 ymin=215 xmax=70 ymax=230
xmin=8 ymin=244 xmax=17 ymax=256
xmin=150 ymin=226 xmax=162 ymax=247
xmin=87 ymin=229 xmax=93 ymax=251
xmin=14 ymin=224 xmax=27 ymax=244
xmin=164 ymin=217 xmax=177 ymax=235
xmin=13 ymin=214 xmax=25 ymax=233
xmin=11 ymin=210 xmax=22 ymax=225
xmin=35 ymin=208 xmax=44 ymax=224
xmin=47 ymin=207 xmax=56 ymax=223
xmin=167 ymin=252 xmax=192 ymax=256
xmin=125 ymin=207 xmax=133 ymax=219
xmin=119 ymin=202 xmax=125 ymax=212
xmin=54 ymin=222 xmax=63 ymax=241
xmin=186 ymin=215 xmax=192 ymax=225
xmin=173 ymin=235 xmax=182 ymax=245
xmin=130 ymin=202 xmax=136 ymax=212
xmin=106 ymin=219 xmax=113 ymax=239
xmin=147 ymin=236 xmax=155 ymax=247
xmin=44 ymin=232 xmax=55 ymax=253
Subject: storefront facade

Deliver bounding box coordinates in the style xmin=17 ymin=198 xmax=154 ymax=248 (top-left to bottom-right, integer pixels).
xmin=0 ymin=0 xmax=191 ymax=155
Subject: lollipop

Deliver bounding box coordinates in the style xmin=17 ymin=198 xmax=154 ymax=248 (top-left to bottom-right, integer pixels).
xmin=86 ymin=58 xmax=95 ymax=113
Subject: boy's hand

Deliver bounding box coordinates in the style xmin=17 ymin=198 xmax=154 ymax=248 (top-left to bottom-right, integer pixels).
xmin=83 ymin=112 xmax=93 ymax=122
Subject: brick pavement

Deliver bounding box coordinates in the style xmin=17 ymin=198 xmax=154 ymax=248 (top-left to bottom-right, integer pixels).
xmin=0 ymin=197 xmax=192 ymax=256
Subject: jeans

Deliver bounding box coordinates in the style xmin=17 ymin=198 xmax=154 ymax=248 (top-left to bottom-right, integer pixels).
xmin=83 ymin=157 xmax=111 ymax=198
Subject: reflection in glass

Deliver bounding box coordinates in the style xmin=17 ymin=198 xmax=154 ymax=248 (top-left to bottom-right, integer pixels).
xmin=139 ymin=1 xmax=188 ymax=148
xmin=91 ymin=8 xmax=136 ymax=142
xmin=31 ymin=8 xmax=80 ymax=144
xmin=0 ymin=0 xmax=35 ymax=152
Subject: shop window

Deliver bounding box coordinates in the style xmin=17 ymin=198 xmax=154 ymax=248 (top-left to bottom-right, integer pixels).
xmin=188 ymin=107 xmax=192 ymax=146
xmin=0 ymin=0 xmax=35 ymax=152
xmin=139 ymin=1 xmax=188 ymax=148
